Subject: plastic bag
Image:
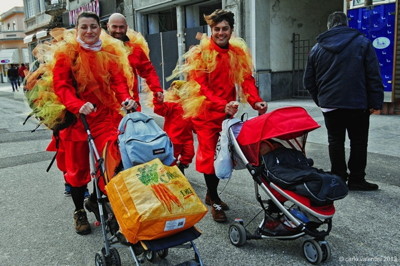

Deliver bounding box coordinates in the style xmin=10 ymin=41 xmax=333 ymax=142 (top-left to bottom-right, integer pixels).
xmin=106 ymin=158 xmax=207 ymax=244
xmin=214 ymin=118 xmax=242 ymax=179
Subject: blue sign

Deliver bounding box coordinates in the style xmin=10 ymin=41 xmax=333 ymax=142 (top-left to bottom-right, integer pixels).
xmin=348 ymin=3 xmax=396 ymax=92
xmin=0 ymin=59 xmax=10 ymax=63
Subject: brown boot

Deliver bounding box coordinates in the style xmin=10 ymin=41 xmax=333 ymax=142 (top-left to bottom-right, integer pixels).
xmin=205 ymin=192 xmax=229 ymax=210
xmin=73 ymin=209 xmax=91 ymax=235
xmin=211 ymin=202 xmax=227 ymax=223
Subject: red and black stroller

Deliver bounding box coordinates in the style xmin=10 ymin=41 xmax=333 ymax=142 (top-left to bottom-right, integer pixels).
xmin=226 ymin=107 xmax=348 ymax=264
xmin=80 ymin=113 xmax=205 ymax=266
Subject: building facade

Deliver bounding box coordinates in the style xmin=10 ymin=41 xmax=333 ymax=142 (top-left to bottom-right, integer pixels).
xmin=22 ymin=0 xmax=399 ymax=112
xmin=0 ymin=7 xmax=28 ymax=83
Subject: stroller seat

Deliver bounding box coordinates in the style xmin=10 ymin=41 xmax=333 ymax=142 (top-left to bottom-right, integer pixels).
xmin=269 ymin=182 xmax=335 ymax=220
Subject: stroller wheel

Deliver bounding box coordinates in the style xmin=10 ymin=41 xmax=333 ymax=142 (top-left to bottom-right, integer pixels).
xmin=108 ymin=248 xmax=121 ymax=266
xmin=96 ymin=247 xmax=121 ymax=266
xmin=157 ymin=248 xmax=169 ymax=259
xmin=95 ymin=251 xmax=106 ymax=266
xmin=145 ymin=250 xmax=156 ymax=262
xmin=229 ymin=223 xmax=247 ymax=246
xmin=319 ymin=241 xmax=332 ymax=262
xmin=302 ymin=239 xmax=323 ymax=264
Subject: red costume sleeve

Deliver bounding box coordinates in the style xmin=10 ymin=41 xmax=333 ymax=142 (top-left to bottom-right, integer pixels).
xmin=109 ymin=60 xmax=132 ymax=103
xmin=53 ymin=54 xmax=85 ymax=114
xmin=153 ymin=101 xmax=172 ymax=117
xmin=241 ymin=73 xmax=263 ymax=108
xmin=129 ymin=45 xmax=163 ymax=94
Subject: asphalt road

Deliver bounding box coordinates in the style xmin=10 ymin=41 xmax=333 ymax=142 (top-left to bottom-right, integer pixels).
xmin=1 ymin=86 xmax=399 ymax=266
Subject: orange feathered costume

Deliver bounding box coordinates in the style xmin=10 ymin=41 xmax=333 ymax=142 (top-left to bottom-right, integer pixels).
xmin=168 ymin=36 xmax=263 ymax=174
xmin=27 ymin=28 xmax=133 ymax=187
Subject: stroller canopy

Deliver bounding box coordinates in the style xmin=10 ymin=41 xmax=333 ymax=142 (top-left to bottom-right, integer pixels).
xmin=236 ymin=106 xmax=320 ymax=165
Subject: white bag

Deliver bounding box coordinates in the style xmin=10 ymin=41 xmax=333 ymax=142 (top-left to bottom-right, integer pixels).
xmin=214 ymin=118 xmax=242 ymax=179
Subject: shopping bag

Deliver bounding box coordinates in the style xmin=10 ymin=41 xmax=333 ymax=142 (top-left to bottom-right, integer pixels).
xmin=106 ymin=158 xmax=208 ymax=244
xmin=214 ymin=118 xmax=243 ymax=179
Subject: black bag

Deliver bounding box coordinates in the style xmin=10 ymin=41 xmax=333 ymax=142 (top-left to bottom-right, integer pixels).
xmin=262 ymin=147 xmax=348 ymax=206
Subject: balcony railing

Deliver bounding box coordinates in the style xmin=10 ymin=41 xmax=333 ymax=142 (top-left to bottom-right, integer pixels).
xmin=45 ymin=0 xmax=67 ymax=17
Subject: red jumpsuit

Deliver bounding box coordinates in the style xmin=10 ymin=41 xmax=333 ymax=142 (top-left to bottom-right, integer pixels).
xmin=125 ymin=39 xmax=163 ymax=110
xmin=153 ymin=101 xmax=194 ymax=165
xmin=52 ymin=46 xmax=131 ymax=187
xmin=188 ymin=39 xmax=263 ymax=174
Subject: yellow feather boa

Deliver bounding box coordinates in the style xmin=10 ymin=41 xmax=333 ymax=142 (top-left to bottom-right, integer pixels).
xmin=25 ymin=28 xmax=133 ymax=130
xmin=167 ymin=35 xmax=254 ymax=118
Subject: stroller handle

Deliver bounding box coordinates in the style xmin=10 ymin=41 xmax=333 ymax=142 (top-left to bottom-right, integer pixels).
xmin=80 ymin=114 xmax=90 ymax=132
xmin=124 ymin=100 xmax=137 ymax=114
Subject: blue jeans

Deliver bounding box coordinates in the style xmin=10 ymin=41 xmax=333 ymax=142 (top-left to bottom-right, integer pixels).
xmin=10 ymin=79 xmax=18 ymax=91
xmin=323 ymin=109 xmax=370 ymax=182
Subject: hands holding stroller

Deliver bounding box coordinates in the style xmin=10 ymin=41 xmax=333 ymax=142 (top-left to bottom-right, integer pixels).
xmin=225 ymin=101 xmax=240 ymax=116
xmin=79 ymin=102 xmax=97 ymax=115
xmin=255 ymin=101 xmax=268 ymax=115
xmin=122 ymin=98 xmax=138 ymax=111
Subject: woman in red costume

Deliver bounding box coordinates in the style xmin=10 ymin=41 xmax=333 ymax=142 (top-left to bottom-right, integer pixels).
xmin=168 ymin=9 xmax=268 ymax=222
xmin=40 ymin=12 xmax=135 ymax=235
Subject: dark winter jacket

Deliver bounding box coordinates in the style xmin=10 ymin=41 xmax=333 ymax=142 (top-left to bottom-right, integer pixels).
xmin=303 ymin=26 xmax=383 ymax=110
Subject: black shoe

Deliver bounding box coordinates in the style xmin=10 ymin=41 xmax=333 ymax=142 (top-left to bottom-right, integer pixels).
xmin=348 ymin=180 xmax=379 ymax=191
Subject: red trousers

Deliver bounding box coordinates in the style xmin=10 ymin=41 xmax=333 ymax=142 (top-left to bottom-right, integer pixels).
xmin=173 ymin=141 xmax=195 ymax=165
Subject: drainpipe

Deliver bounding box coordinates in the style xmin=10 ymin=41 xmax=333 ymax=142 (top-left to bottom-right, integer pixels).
xmin=176 ymin=5 xmax=185 ymax=79
xmin=250 ymin=0 xmax=257 ymax=70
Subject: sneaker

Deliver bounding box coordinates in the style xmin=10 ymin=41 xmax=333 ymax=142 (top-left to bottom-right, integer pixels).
xmin=348 ymin=180 xmax=379 ymax=191
xmin=211 ymin=202 xmax=227 ymax=223
xmin=205 ymin=192 xmax=229 ymax=210
xmin=73 ymin=209 xmax=91 ymax=235
xmin=85 ymin=198 xmax=101 ymax=222
xmin=64 ymin=183 xmax=71 ymax=197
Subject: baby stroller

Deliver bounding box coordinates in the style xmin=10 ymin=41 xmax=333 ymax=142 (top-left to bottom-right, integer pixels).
xmin=226 ymin=107 xmax=348 ymax=264
xmin=80 ymin=114 xmax=205 ymax=266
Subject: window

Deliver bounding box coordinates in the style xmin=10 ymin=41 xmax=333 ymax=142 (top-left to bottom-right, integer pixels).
xmin=26 ymin=0 xmax=35 ymax=18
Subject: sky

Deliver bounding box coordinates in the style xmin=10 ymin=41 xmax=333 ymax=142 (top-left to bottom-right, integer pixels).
xmin=0 ymin=0 xmax=24 ymax=15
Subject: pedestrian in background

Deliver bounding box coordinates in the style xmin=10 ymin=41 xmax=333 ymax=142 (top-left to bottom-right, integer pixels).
xmin=168 ymin=9 xmax=267 ymax=222
xmin=7 ymin=65 xmax=19 ymax=92
xmin=18 ymin=64 xmax=27 ymax=89
xmin=303 ymin=11 xmax=383 ymax=191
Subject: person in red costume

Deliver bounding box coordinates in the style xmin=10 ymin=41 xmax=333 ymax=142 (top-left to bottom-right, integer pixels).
xmin=168 ymin=9 xmax=268 ymax=222
xmin=153 ymin=80 xmax=195 ymax=175
xmin=50 ymin=12 xmax=135 ymax=235
xmin=107 ymin=13 xmax=163 ymax=109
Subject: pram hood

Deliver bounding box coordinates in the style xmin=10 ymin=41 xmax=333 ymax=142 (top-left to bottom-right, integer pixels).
xmin=236 ymin=107 xmax=320 ymax=165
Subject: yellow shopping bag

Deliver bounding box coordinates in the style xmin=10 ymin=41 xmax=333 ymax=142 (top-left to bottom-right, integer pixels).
xmin=106 ymin=158 xmax=208 ymax=244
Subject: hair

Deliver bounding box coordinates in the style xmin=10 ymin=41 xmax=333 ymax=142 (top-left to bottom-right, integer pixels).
xmin=76 ymin=11 xmax=100 ymax=27
xmin=108 ymin=13 xmax=127 ymax=24
xmin=327 ymin=11 xmax=348 ymax=30
xmin=204 ymin=9 xmax=234 ymax=29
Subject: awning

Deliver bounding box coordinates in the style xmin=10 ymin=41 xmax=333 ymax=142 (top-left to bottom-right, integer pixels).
xmin=24 ymin=34 xmax=34 ymax=44
xmin=22 ymin=48 xmax=29 ymax=64
xmin=36 ymin=30 xmax=48 ymax=39
xmin=0 ymin=49 xmax=19 ymax=64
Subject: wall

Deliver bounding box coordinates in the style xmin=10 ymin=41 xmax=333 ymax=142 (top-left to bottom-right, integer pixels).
xmin=269 ymin=0 xmax=342 ymax=72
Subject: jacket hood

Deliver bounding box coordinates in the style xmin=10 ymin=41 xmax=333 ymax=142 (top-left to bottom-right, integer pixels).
xmin=317 ymin=26 xmax=361 ymax=53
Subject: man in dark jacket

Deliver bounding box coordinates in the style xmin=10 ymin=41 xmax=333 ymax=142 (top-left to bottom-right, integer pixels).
xmin=303 ymin=11 xmax=383 ymax=191
xmin=7 ymin=65 xmax=19 ymax=92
